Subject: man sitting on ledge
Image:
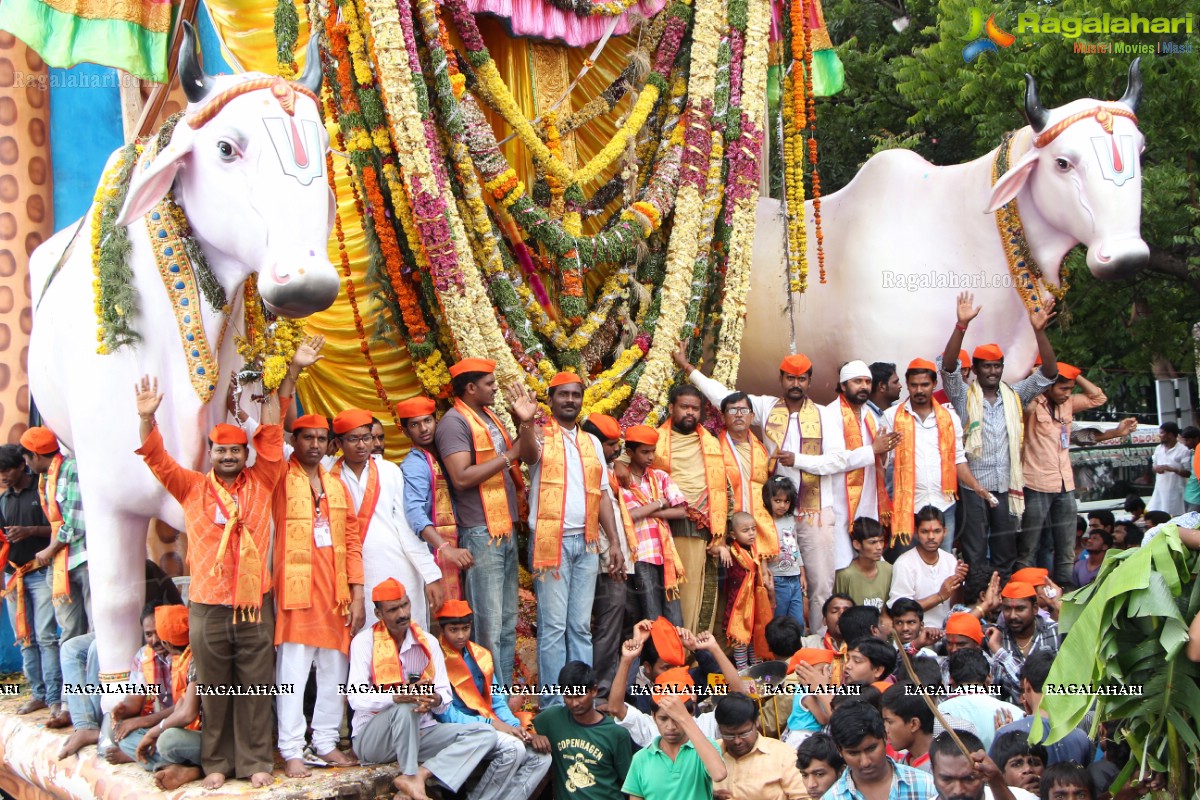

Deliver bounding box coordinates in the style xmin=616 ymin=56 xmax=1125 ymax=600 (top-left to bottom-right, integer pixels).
xmin=347 ymin=578 xmax=497 ymax=800
xmin=133 ymin=604 xmax=203 ymax=790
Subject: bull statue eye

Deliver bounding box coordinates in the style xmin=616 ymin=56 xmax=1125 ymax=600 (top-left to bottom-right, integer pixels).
xmin=1054 ymin=157 xmax=1071 ymax=172
xmin=216 ymin=140 xmax=237 ymax=161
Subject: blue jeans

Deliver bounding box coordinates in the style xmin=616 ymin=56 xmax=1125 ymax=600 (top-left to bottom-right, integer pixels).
xmin=5 ymin=565 xmax=61 ymax=706
xmin=942 ymin=504 xmax=958 ymax=554
xmin=60 ymin=632 xmax=101 ymax=730
xmin=534 ymin=533 xmax=599 ymax=707
xmin=119 ymin=725 xmax=202 ymax=771
xmin=1021 ymin=488 xmax=1077 ymax=586
xmin=50 ymin=563 xmax=91 ymax=642
xmin=459 ymin=526 xmax=518 ymax=688
xmin=773 ymin=575 xmax=806 ymax=633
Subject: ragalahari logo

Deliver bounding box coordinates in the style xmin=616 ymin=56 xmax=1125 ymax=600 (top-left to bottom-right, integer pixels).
xmin=962 ymin=8 xmax=1016 ymax=61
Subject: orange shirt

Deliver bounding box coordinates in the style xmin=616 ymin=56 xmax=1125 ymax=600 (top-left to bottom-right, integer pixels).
xmin=271 ymin=460 xmax=364 ymax=652
xmin=137 ymin=426 xmax=285 ymax=607
xmin=1021 ymin=391 xmax=1106 ymax=493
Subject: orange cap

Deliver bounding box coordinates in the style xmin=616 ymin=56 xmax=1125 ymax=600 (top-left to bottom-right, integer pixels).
xmin=1001 ymin=581 xmax=1037 ymax=600
xmin=907 ymin=358 xmax=937 ymax=373
xmin=959 ymin=349 xmax=971 ymax=368
xmin=371 ymin=578 xmax=407 ymax=602
xmin=1033 ymin=355 xmax=1043 ymax=367
xmin=788 ymin=648 xmax=835 ymax=672
xmin=448 ymin=358 xmax=496 ymax=378
xmin=154 ymin=605 xmax=190 ymax=648
xmin=1057 ymin=363 xmax=1081 ymax=381
xmin=292 ymin=414 xmax=329 ymax=432
xmin=435 ymin=599 xmax=473 ymax=619
xmin=208 ymin=423 xmax=248 ymax=445
xmin=652 ymin=666 xmax=695 ymax=705
xmin=973 ymin=344 xmax=1004 ymax=362
xmin=395 ymin=396 xmax=437 ymax=419
xmin=780 ymin=354 xmax=813 ymax=376
xmin=586 ymin=414 xmax=622 ymax=441
xmin=871 ymin=680 xmax=894 ymax=694
xmin=625 ymin=425 xmax=659 ymax=446
xmin=549 ymin=372 xmax=583 ymax=388
xmin=945 ymin=612 xmax=983 ymax=645
xmin=650 ymin=617 xmax=687 ymax=667
xmin=19 ymin=427 xmax=59 ymax=455
xmin=1010 ymin=567 xmax=1048 ymax=586
xmin=333 ymin=409 xmax=374 ymax=435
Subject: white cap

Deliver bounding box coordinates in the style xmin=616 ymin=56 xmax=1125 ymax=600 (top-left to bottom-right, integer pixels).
xmin=839 ymin=360 xmax=871 ymax=383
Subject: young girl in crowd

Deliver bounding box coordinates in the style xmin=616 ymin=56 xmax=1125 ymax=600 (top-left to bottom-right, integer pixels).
xmin=721 ymin=512 xmax=773 ymax=669
xmin=763 ymin=476 xmax=807 ymax=631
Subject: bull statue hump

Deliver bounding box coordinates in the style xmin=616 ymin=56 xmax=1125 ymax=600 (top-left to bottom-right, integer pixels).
xmin=742 ymin=60 xmax=1147 ymax=402
xmin=26 ymin=21 xmax=339 ymax=704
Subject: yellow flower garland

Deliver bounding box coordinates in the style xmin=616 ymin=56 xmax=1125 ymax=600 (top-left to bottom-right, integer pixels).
xmin=582 ymin=342 xmax=644 ymax=417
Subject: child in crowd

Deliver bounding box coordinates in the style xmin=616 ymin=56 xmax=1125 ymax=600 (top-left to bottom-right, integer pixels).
xmin=720 ymin=512 xmax=773 ymax=668
xmin=621 ymin=689 xmax=727 ymax=800
xmin=796 ymin=733 xmax=845 ymax=799
xmin=992 ymin=731 xmax=1047 ymax=795
xmin=880 ymin=682 xmax=934 ymax=772
xmin=782 ymin=648 xmax=835 ymax=749
xmin=834 ymin=518 xmax=892 ymax=609
xmin=1038 ymin=762 xmax=1094 ymax=800
xmin=763 ymin=476 xmax=807 ymax=630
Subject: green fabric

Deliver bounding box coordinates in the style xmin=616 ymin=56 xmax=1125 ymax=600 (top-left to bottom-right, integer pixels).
xmin=0 ymin=0 xmax=171 ymax=82
xmin=533 ymin=705 xmax=633 ymax=800
xmin=812 ymin=49 xmax=845 ymax=97
xmin=622 ymin=737 xmax=718 ymax=800
xmin=834 ymin=559 xmax=892 ymax=610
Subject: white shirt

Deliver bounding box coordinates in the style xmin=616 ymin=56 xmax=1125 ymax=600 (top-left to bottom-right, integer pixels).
xmin=346 ymin=624 xmax=452 ymax=737
xmin=616 ymin=703 xmax=719 ymax=747
xmin=1149 ymin=442 xmax=1190 ymax=517
xmin=822 ymin=398 xmax=882 ymax=532
xmin=888 ymin=548 xmax=960 ymax=628
xmin=527 ymin=425 xmax=614 ymax=533
xmin=882 ymin=401 xmax=966 ymax=513
xmin=938 ymin=693 xmax=1025 ymax=752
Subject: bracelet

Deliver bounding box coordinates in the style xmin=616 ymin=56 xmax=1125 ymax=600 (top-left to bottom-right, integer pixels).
xmin=955 ymin=323 xmax=968 ymax=332
xmin=158 ymin=720 xmax=165 ymax=733
xmin=502 ymin=453 xmax=512 ymax=470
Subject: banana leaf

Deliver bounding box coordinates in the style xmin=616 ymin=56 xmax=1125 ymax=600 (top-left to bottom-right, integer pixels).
xmin=1039 ymin=525 xmax=1200 ymax=796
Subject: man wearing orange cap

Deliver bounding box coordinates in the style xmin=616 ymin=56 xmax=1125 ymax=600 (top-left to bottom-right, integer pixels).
xmin=397 ymin=395 xmax=473 ymax=608
xmin=1017 ymin=363 xmax=1110 ymax=585
xmin=20 ymin=425 xmax=91 ymax=651
xmin=932 ymin=350 xmax=972 ymax=407
xmin=271 ymin=414 xmax=364 ymax=776
xmin=984 ymin=581 xmax=1060 ymax=703
xmin=676 ymin=346 xmax=893 ymax=627
xmin=528 ymin=372 xmax=624 ymax=708
xmin=940 ymin=292 xmax=1060 ymax=595
xmin=434 ymin=600 xmax=551 ymax=798
xmin=435 ymin=358 xmax=539 ymax=688
xmin=134 ymin=361 xmax=294 ymax=789
xmin=332 ymin=406 xmax=443 ymax=633
xmin=347 ymin=578 xmax=498 ymax=800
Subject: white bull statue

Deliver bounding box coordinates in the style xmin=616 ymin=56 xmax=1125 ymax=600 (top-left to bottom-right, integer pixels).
xmin=27 ymin=24 xmax=339 ymax=702
xmin=742 ymin=60 xmax=1147 ymax=401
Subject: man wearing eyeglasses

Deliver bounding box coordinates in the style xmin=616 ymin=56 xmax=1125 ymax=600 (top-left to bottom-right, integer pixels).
xmin=713 ymin=692 xmax=807 ymax=800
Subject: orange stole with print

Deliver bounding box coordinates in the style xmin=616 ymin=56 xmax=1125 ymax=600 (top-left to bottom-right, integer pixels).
xmin=892 ymin=403 xmax=958 ymax=542
xmin=280 ymin=462 xmax=351 ymax=615
xmin=726 ymin=542 xmax=772 ymax=657
xmin=170 ymin=647 xmax=201 ymax=731
xmin=331 ymin=457 xmax=381 ymax=543
xmin=838 ymin=397 xmax=892 ymax=530
xmin=139 ymin=646 xmax=159 ymax=716
xmin=719 ymin=433 xmax=778 ymax=556
xmin=626 ymin=477 xmax=686 ymax=598
xmin=0 ymin=531 xmax=29 ymax=646
xmin=441 ymin=639 xmax=498 ymax=721
xmin=821 ymin=632 xmax=848 ymax=685
xmin=763 ymin=400 xmax=823 ymax=517
xmin=371 ymin=622 xmax=438 ymax=686
xmin=36 ymin=454 xmax=71 ymax=605
xmin=653 ymin=423 xmax=729 ymax=535
xmin=533 ymin=422 xmax=603 ymax=572
xmin=454 ymin=400 xmax=524 ymax=540
xmin=207 ymin=472 xmax=266 ymax=621
xmin=424 ymin=450 xmax=462 ymax=600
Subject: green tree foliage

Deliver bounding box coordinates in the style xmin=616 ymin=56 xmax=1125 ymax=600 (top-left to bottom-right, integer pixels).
xmin=813 ymin=0 xmax=1200 ymax=411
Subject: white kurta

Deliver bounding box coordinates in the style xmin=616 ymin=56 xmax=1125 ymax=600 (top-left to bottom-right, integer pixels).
xmin=337 ymin=456 xmax=442 ymax=629
xmin=1149 ymin=442 xmax=1191 ymax=517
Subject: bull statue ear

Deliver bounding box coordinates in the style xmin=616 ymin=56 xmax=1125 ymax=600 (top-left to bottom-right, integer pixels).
xmin=985 ymin=148 xmax=1038 ymax=213
xmin=115 ymin=126 xmax=198 ymax=227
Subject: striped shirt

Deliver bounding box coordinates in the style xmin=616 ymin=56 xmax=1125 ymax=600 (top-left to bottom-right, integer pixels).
xmin=825 ymin=758 xmax=937 ymax=800
xmin=620 ymin=468 xmax=686 ymax=565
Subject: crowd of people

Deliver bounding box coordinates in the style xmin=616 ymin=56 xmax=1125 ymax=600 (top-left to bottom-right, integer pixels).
xmin=2 ymin=291 xmax=1199 ymax=800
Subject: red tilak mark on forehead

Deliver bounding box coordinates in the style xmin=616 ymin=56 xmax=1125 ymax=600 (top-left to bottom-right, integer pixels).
xmin=290 ymin=117 xmax=308 ymax=168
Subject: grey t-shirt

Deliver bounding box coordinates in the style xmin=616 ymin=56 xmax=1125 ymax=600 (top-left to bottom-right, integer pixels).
xmin=434 ymin=407 xmax=519 ymax=529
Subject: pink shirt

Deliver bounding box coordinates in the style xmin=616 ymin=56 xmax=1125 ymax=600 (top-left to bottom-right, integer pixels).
xmin=1021 ymin=391 xmax=1105 ymax=493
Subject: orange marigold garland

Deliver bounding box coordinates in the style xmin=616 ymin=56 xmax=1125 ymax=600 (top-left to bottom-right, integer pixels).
xmin=802 ymin=7 xmax=825 ymax=284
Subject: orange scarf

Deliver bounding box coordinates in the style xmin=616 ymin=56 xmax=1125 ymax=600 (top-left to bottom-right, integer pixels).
xmin=726 ymin=542 xmax=772 ymax=657
xmin=609 ymin=470 xmax=640 ymax=568
xmin=139 ymin=646 xmax=159 ymax=715
xmin=280 ymin=461 xmax=351 ymax=615
xmin=763 ymin=401 xmax=823 ymax=518
xmin=533 ymin=422 xmax=603 ymax=573
xmin=36 ymin=455 xmax=71 ymax=605
xmin=423 ymin=449 xmax=463 ymax=601
xmin=170 ymin=647 xmax=201 ymax=731
xmin=371 ymin=621 xmax=437 ymax=686
xmin=838 ymin=397 xmax=892 ymax=530
xmin=207 ymin=472 xmax=264 ymax=621
xmin=440 ymin=638 xmax=497 ymax=721
xmin=454 ymin=400 xmax=524 ymax=540
xmin=821 ymin=632 xmax=847 ymax=685
xmin=719 ymin=433 xmax=778 ymax=556
xmin=653 ymin=423 xmax=729 ymax=536
xmin=331 ymin=457 xmax=381 ymax=543
xmin=626 ymin=472 xmax=686 ymax=598
xmin=0 ymin=531 xmax=27 ymax=646
xmin=892 ymin=403 xmax=958 ymax=545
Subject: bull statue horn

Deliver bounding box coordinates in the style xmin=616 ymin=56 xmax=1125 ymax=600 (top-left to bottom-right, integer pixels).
xmin=1023 ymin=73 xmax=1050 ymax=133
xmin=178 ymin=20 xmax=213 ymax=104
xmin=1118 ymin=57 xmax=1142 ymax=112
xmin=297 ymin=33 xmax=323 ymax=95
